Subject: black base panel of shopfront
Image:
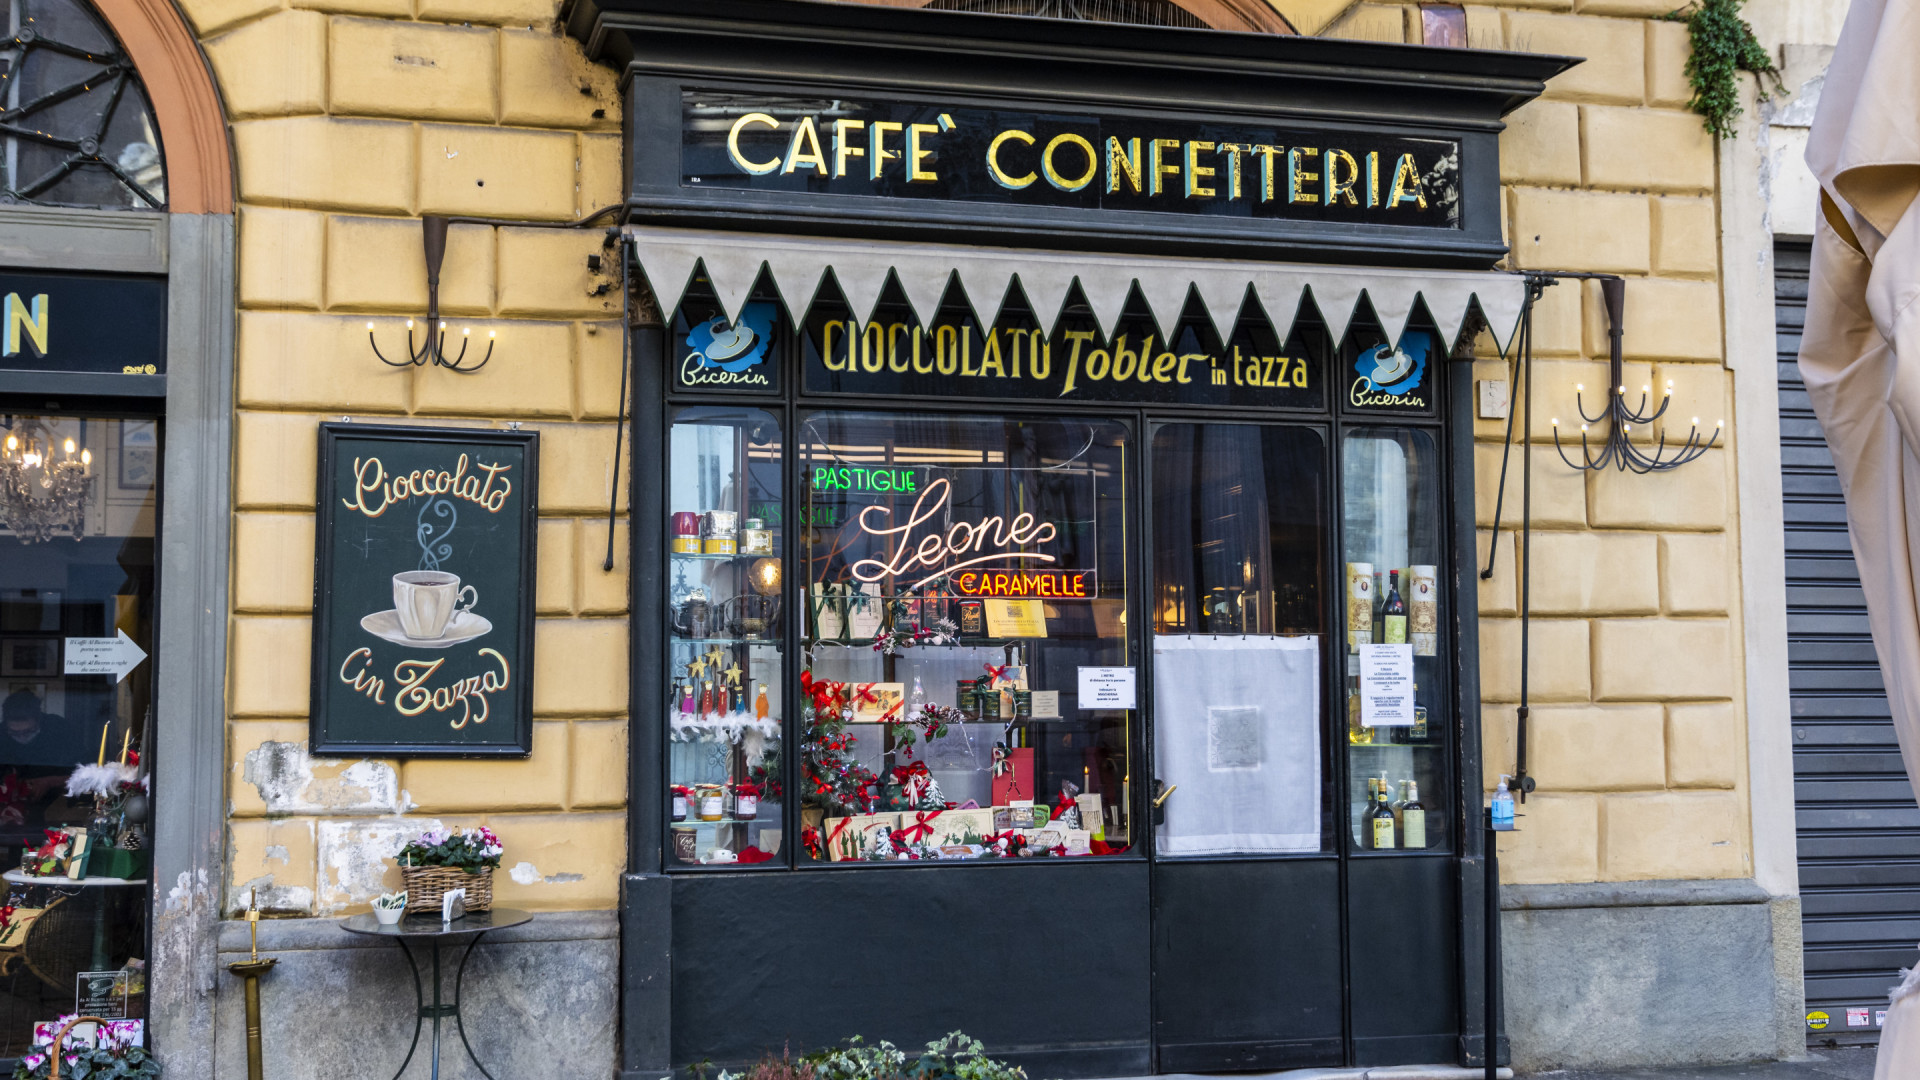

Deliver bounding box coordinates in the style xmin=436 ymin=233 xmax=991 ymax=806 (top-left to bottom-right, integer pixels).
xmin=1151 ymin=858 xmax=1344 ymax=1072
xmin=669 ymin=861 xmax=1151 ymax=1076
xmin=1347 ymin=855 xmax=1462 ymax=1066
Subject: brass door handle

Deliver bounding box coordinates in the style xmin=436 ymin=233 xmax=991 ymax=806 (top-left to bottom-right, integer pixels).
xmin=1153 ymin=784 xmax=1178 ymax=808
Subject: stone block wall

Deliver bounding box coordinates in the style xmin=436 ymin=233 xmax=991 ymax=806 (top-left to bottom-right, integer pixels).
xmin=1321 ymin=2 xmax=1751 ymax=889
xmin=177 ymin=0 xmax=632 ymax=917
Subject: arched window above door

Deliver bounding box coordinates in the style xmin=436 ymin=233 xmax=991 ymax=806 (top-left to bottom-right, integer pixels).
xmin=0 ymin=0 xmax=165 ymax=209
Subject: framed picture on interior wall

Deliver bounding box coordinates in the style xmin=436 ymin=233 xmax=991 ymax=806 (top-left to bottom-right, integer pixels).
xmin=0 ymin=638 xmax=58 ymax=677
xmin=308 ymin=423 xmax=540 ymax=757
xmin=118 ymin=421 xmax=157 ymax=491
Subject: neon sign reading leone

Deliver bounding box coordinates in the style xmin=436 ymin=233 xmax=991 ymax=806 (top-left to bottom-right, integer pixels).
xmin=847 ymin=477 xmax=1060 ymax=589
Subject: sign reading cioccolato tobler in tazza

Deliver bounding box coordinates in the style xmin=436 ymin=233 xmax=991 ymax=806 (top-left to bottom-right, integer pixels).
xmin=309 ymin=424 xmax=539 ymax=757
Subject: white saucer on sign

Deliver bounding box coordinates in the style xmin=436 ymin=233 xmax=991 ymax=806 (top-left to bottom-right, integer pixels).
xmin=360 ymin=609 xmax=493 ymax=649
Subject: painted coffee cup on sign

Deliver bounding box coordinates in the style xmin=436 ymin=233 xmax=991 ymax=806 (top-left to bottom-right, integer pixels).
xmin=392 ymin=571 xmax=479 ymax=639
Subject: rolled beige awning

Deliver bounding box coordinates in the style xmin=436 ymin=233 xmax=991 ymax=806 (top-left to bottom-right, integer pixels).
xmin=624 ymin=224 xmax=1525 ymax=352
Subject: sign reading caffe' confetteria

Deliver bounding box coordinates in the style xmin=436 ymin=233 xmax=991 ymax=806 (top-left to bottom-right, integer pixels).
xmin=309 ymin=424 xmax=540 ymax=757
xmin=681 ymin=91 xmax=1462 ymax=230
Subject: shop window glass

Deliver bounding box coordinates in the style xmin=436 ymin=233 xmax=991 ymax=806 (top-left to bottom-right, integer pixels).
xmin=0 ymin=0 xmax=167 ymax=208
xmin=1150 ymin=423 xmax=1329 ymax=855
xmin=1341 ymin=427 xmax=1449 ymax=853
xmin=666 ymin=407 xmax=785 ymax=866
xmin=0 ymin=412 xmax=155 ymax=1053
xmin=797 ymin=411 xmax=1134 ymax=862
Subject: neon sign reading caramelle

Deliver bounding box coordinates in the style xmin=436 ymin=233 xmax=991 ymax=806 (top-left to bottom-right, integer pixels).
xmin=847 ymin=477 xmax=1058 ymax=588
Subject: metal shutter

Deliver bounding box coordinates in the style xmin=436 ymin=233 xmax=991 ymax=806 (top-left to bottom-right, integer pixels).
xmin=1781 ymin=238 xmax=1920 ymax=1045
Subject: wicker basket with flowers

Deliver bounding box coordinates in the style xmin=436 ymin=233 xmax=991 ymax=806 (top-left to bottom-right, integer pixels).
xmin=396 ymin=826 xmax=503 ymax=912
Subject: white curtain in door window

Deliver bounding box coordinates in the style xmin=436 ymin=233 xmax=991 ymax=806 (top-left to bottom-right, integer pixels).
xmin=1153 ymin=635 xmax=1320 ymax=854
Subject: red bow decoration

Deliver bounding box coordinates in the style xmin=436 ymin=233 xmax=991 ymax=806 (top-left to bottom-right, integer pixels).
xmin=983 ymin=663 xmax=1008 ymax=682
xmin=802 ymin=827 xmax=823 ymax=860
xmin=853 ymin=683 xmax=881 ymax=707
xmin=737 ymin=846 xmax=775 ymax=864
xmin=732 ymin=781 xmax=763 ymax=798
xmin=899 ymin=808 xmax=944 ymax=844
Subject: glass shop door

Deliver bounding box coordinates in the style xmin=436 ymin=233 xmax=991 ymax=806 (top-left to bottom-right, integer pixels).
xmin=0 ymin=411 xmax=157 ymax=1059
xmin=1145 ymin=420 xmax=1344 ymax=1072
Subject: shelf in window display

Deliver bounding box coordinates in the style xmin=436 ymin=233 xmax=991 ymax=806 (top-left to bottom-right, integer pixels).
xmin=671 ymin=636 xmax=785 ymax=647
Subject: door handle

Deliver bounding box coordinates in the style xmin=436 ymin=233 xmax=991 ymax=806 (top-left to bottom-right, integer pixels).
xmin=1151 ymin=780 xmax=1175 ymax=826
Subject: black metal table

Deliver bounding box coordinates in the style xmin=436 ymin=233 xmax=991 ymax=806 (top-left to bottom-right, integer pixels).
xmin=340 ymin=906 xmax=532 ymax=1080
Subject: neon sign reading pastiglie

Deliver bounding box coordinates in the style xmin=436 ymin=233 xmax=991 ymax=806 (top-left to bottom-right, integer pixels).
xmin=812 ymin=466 xmax=918 ymax=494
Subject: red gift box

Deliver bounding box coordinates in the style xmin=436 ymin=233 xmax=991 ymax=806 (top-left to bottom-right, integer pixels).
xmin=991 ymin=747 xmax=1035 ymax=805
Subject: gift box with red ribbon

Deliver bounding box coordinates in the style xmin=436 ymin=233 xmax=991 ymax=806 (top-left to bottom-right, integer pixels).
xmin=821 ymin=812 xmax=899 ymax=861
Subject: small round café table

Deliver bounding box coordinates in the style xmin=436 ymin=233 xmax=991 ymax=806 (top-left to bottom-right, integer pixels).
xmin=340 ymin=906 xmax=532 ymax=1080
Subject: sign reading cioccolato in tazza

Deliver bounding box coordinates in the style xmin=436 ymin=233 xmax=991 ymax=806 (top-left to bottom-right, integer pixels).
xmin=308 ymin=423 xmax=539 ymax=757
xmin=683 ymin=90 xmax=1461 ymax=230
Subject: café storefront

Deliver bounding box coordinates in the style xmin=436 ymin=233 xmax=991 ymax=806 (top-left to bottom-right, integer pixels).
xmin=565 ymin=2 xmax=1573 ymax=1074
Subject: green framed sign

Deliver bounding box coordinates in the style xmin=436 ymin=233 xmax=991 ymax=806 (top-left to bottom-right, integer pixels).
xmin=309 ymin=423 xmax=539 ymax=756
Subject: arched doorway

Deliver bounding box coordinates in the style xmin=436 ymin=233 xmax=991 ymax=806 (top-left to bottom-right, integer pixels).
xmin=0 ymin=0 xmax=232 ymax=1070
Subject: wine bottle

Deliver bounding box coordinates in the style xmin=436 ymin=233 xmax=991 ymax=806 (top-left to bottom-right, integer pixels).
xmin=1392 ymin=780 xmax=1409 ymax=831
xmin=1402 ymin=781 xmax=1427 ymax=849
xmin=1383 ymin=570 xmax=1408 ymax=645
xmin=1370 ymin=778 xmax=1397 ymax=849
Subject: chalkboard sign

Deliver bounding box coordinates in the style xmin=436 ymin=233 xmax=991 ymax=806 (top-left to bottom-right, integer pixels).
xmin=309 ymin=423 xmax=539 ymax=756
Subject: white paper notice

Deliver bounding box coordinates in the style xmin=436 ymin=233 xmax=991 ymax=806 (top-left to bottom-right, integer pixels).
xmin=1078 ymin=666 xmax=1136 ymax=710
xmin=1359 ymin=644 xmax=1415 ymax=726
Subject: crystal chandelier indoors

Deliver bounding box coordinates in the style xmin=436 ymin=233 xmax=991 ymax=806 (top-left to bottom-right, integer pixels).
xmin=0 ymin=418 xmax=93 ymax=543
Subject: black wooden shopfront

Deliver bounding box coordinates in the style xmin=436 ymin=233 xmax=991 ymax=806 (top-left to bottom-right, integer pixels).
xmin=562 ymin=3 xmax=1571 ymax=1076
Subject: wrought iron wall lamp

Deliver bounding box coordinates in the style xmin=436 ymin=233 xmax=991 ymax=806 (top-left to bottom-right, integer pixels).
xmin=366 ymin=206 xmax=626 ymax=373
xmin=1480 ymin=271 xmax=1723 ymax=806
xmin=1548 ymin=274 xmax=1723 ymax=473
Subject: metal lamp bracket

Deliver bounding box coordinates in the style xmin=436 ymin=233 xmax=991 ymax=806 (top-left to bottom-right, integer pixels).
xmin=367 ymin=215 xmax=496 ymax=373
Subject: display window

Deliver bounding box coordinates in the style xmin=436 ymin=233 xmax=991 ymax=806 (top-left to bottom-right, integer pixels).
xmin=1340 ymin=426 xmax=1450 ymax=853
xmin=0 ymin=412 xmax=155 ymax=1053
xmin=666 ymin=406 xmax=786 ymax=866
xmin=796 ymin=411 xmax=1134 ymax=862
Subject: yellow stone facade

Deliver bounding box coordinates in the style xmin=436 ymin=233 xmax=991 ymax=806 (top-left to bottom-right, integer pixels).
xmin=187 ymin=0 xmax=631 ymax=915
xmin=189 ymin=0 xmax=1750 ymax=913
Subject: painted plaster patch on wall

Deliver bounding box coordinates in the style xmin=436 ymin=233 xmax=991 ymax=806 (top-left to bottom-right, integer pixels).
xmin=316 ymin=818 xmax=445 ymax=913
xmin=243 ymin=740 xmax=401 ymax=814
xmin=510 ymin=860 xmax=540 ymax=885
xmin=233 ymin=873 xmax=315 ymax=915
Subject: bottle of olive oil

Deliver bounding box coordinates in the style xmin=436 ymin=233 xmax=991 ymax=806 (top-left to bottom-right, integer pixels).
xmin=1402 ymin=781 xmax=1428 ymax=849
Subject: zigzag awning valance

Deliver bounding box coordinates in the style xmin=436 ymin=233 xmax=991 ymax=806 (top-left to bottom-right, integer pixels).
xmin=624 ymin=225 xmax=1525 ymax=352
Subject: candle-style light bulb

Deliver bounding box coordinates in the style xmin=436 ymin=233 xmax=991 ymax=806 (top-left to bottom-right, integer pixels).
xmin=439 ymin=320 xmax=448 ymax=331
xmin=1580 ymin=424 xmax=1589 ymax=433
xmin=1618 ymin=384 xmax=1627 ymax=394
xmin=1642 ymin=384 xmax=1650 ymax=393
xmin=62 ymin=438 xmax=73 ymax=456
xmin=1576 ymin=383 xmax=1585 ymax=392
xmin=487 ymin=329 xmax=496 ymax=340
xmin=365 ymin=321 xmax=375 ymax=331
xmin=1716 ymin=419 xmax=1724 ymax=428
xmin=405 ymin=318 xmax=415 ymax=329
xmin=1551 ymin=417 xmax=1560 ymax=427
xmin=5 ymin=434 xmax=15 ymax=452
xmin=1692 ymin=416 xmax=1700 ymax=426
xmin=80 ymin=448 xmax=90 ymax=468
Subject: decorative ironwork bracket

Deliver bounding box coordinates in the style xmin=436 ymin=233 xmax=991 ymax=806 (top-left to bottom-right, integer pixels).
xmin=367 ymin=215 xmax=495 ymax=373
xmin=1546 ymin=273 xmax=1722 ymax=473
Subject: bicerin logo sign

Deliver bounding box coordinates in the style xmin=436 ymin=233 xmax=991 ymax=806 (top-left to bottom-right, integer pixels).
xmin=1348 ymin=335 xmax=1429 ymax=409
xmin=681 ymin=300 xmax=777 ymax=388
